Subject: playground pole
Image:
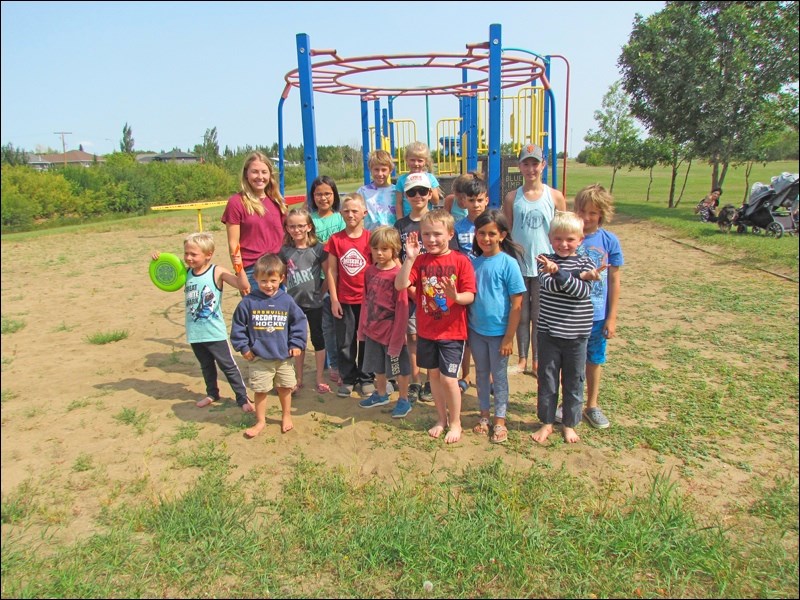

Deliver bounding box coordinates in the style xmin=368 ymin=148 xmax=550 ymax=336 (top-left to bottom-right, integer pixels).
xmin=296 ymin=34 xmax=319 ymax=196
xmin=360 ymin=92 xmax=370 ymax=186
xmin=487 ymin=23 xmax=502 ymax=208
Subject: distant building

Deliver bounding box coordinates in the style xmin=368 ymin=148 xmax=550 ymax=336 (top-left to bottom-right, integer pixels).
xmin=27 ymin=150 xmax=104 ymax=171
xmin=151 ymin=150 xmax=199 ymax=164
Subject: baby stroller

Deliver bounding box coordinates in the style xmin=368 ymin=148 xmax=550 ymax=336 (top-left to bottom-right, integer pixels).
xmin=735 ymin=173 xmax=799 ymax=239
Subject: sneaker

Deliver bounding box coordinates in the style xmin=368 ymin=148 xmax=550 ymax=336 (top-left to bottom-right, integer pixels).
xmin=407 ymin=383 xmax=422 ymax=403
xmin=359 ymin=392 xmax=390 ymax=408
xmin=391 ymin=397 xmax=412 ymax=418
xmin=337 ymin=383 xmax=354 ymax=398
xmin=584 ymin=407 xmax=610 ymax=429
xmin=359 ymin=381 xmax=376 ymax=397
xmin=419 ymin=381 xmax=433 ymax=402
xmin=555 ymin=404 xmax=563 ymax=424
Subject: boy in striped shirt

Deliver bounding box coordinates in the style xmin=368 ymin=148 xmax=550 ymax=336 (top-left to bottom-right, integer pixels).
xmin=531 ymin=212 xmax=600 ymax=444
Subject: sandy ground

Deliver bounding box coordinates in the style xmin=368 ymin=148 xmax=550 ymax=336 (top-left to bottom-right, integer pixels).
xmin=1 ymin=213 xmax=797 ymax=546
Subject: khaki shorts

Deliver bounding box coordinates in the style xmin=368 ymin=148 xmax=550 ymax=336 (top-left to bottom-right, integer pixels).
xmin=249 ymin=357 xmax=296 ymax=393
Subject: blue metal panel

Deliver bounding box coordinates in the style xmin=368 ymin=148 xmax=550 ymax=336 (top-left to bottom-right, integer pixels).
xmin=388 ymin=96 xmax=396 ymax=178
xmin=468 ymin=89 xmax=478 ymax=173
xmin=373 ymin=99 xmax=382 ymax=152
xmin=487 ymin=24 xmax=502 ymax=208
xmin=296 ymin=33 xmax=318 ymax=196
xmin=542 ymin=58 xmax=551 ymax=186
xmin=547 ymin=88 xmax=558 ymax=190
xmin=361 ymin=92 xmax=370 ymax=186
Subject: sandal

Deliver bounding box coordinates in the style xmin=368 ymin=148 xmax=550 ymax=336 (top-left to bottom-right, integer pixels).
xmin=473 ymin=417 xmax=490 ymax=435
xmin=491 ymin=424 xmax=508 ymax=444
xmin=315 ymin=382 xmax=331 ymax=394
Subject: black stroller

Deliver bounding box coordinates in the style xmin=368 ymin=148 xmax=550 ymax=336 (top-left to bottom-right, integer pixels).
xmin=735 ymin=173 xmax=799 ymax=239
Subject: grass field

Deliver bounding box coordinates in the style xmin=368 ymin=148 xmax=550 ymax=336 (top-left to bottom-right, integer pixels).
xmin=1 ymin=160 xmax=798 ymax=598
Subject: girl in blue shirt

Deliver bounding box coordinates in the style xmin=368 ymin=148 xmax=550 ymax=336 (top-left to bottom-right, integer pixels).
xmin=468 ymin=210 xmax=526 ymax=444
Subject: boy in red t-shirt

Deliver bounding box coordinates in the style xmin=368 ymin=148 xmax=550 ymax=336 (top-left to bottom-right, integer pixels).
xmin=395 ymin=209 xmax=476 ymax=443
xmin=325 ymin=193 xmax=374 ymax=398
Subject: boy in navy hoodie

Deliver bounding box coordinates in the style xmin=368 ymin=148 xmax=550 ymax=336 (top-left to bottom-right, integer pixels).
xmin=231 ymin=253 xmax=307 ymax=438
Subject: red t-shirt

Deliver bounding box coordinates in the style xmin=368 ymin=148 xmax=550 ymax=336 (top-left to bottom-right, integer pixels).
xmin=220 ymin=193 xmax=284 ymax=267
xmin=409 ymin=251 xmax=476 ymax=340
xmin=324 ymin=229 xmax=371 ymax=304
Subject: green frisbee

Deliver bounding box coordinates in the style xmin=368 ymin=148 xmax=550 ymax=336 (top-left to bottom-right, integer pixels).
xmin=149 ymin=253 xmax=186 ymax=292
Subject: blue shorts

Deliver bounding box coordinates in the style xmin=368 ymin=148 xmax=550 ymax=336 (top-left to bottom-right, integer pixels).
xmin=586 ymin=320 xmax=607 ymax=365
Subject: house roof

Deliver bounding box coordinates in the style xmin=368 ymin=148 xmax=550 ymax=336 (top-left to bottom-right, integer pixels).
xmin=38 ymin=150 xmax=102 ymax=163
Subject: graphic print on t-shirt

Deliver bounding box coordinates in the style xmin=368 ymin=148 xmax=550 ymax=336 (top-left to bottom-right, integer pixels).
xmin=340 ymin=247 xmax=367 ymax=277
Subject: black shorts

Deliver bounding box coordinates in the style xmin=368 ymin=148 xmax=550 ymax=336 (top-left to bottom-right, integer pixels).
xmin=362 ymin=337 xmax=411 ymax=377
xmin=416 ymin=337 xmax=465 ymax=378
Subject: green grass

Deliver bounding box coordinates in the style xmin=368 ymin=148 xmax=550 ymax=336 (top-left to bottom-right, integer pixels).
xmin=85 ymin=329 xmax=129 ymax=345
xmin=1 ymin=458 xmax=796 ymax=598
xmin=112 ymin=407 xmax=150 ymax=436
xmin=1 ymin=315 xmax=26 ymax=334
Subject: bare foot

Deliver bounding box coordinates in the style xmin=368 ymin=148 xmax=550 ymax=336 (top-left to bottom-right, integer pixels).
xmin=563 ymin=426 xmax=580 ymax=444
xmin=444 ymin=426 xmax=462 ymax=444
xmin=428 ymin=423 xmax=446 ymax=439
xmin=195 ymin=396 xmax=214 ymax=408
xmin=517 ymin=359 xmax=527 ymax=372
xmin=281 ymin=416 xmax=294 ymax=433
xmin=244 ymin=421 xmax=266 ymax=438
xmin=530 ymin=423 xmax=553 ymax=444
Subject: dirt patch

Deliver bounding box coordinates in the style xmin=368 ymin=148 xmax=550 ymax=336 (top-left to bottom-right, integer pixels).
xmin=1 ymin=214 xmax=797 ymax=546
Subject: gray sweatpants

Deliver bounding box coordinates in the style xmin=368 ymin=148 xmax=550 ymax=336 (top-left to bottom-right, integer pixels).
xmin=536 ymin=331 xmax=587 ymax=428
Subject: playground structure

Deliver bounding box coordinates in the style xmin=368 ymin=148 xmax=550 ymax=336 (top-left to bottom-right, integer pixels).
xmin=279 ymin=23 xmax=569 ymax=207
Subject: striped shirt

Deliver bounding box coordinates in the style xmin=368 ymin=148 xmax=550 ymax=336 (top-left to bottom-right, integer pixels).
xmin=537 ymin=254 xmax=595 ymax=339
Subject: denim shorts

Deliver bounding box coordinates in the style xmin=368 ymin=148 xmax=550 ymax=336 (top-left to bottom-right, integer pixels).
xmin=586 ymin=320 xmax=607 ymax=365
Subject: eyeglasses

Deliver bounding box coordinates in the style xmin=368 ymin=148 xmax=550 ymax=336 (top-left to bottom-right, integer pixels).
xmin=314 ymin=193 xmax=333 ymax=199
xmin=406 ymin=188 xmax=430 ymax=198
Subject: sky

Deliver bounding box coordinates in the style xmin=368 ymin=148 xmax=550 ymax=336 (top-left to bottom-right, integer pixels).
xmin=1 ymin=1 xmax=665 ymax=157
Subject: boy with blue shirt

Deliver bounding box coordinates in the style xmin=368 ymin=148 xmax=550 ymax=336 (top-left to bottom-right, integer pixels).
xmin=574 ymin=184 xmax=624 ymax=429
xmin=454 ymin=176 xmax=489 ymax=390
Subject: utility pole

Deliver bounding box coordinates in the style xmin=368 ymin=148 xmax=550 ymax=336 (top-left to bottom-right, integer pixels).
xmin=54 ymin=131 xmax=72 ymax=167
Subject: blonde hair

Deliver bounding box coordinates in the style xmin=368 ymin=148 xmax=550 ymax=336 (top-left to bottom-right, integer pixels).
xmin=368 ymin=149 xmax=394 ymax=170
xmin=239 ymin=152 xmax=287 ymax=216
xmin=369 ymin=225 xmax=401 ymax=257
xmin=404 ymin=141 xmax=433 ymax=171
xmin=549 ymin=212 xmax=585 ymax=236
xmin=253 ymin=253 xmax=286 ymax=278
xmin=184 ymin=231 xmax=215 ymax=255
xmin=341 ymin=192 xmax=366 ymax=210
xmin=421 ymin=208 xmax=455 ymax=233
xmin=283 ymin=207 xmax=319 ymax=247
xmin=573 ymin=184 xmax=615 ymax=225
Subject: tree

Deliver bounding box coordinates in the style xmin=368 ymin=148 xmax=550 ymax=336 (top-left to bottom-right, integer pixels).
xmin=1 ymin=142 xmax=28 ymax=166
xmin=120 ymin=123 xmax=135 ymax=154
xmin=583 ymin=81 xmax=640 ymax=192
xmin=619 ymin=2 xmax=799 ymax=191
xmin=194 ymin=127 xmax=220 ymax=164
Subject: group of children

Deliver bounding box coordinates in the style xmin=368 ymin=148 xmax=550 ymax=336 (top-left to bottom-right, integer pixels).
xmin=154 ymin=142 xmax=623 ymax=445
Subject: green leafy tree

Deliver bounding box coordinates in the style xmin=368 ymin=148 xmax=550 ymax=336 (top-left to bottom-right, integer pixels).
xmin=120 ymin=123 xmax=135 ymax=154
xmin=194 ymin=127 xmax=220 ymax=164
xmin=583 ymin=81 xmax=640 ymax=192
xmin=619 ymin=1 xmax=799 ymax=191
